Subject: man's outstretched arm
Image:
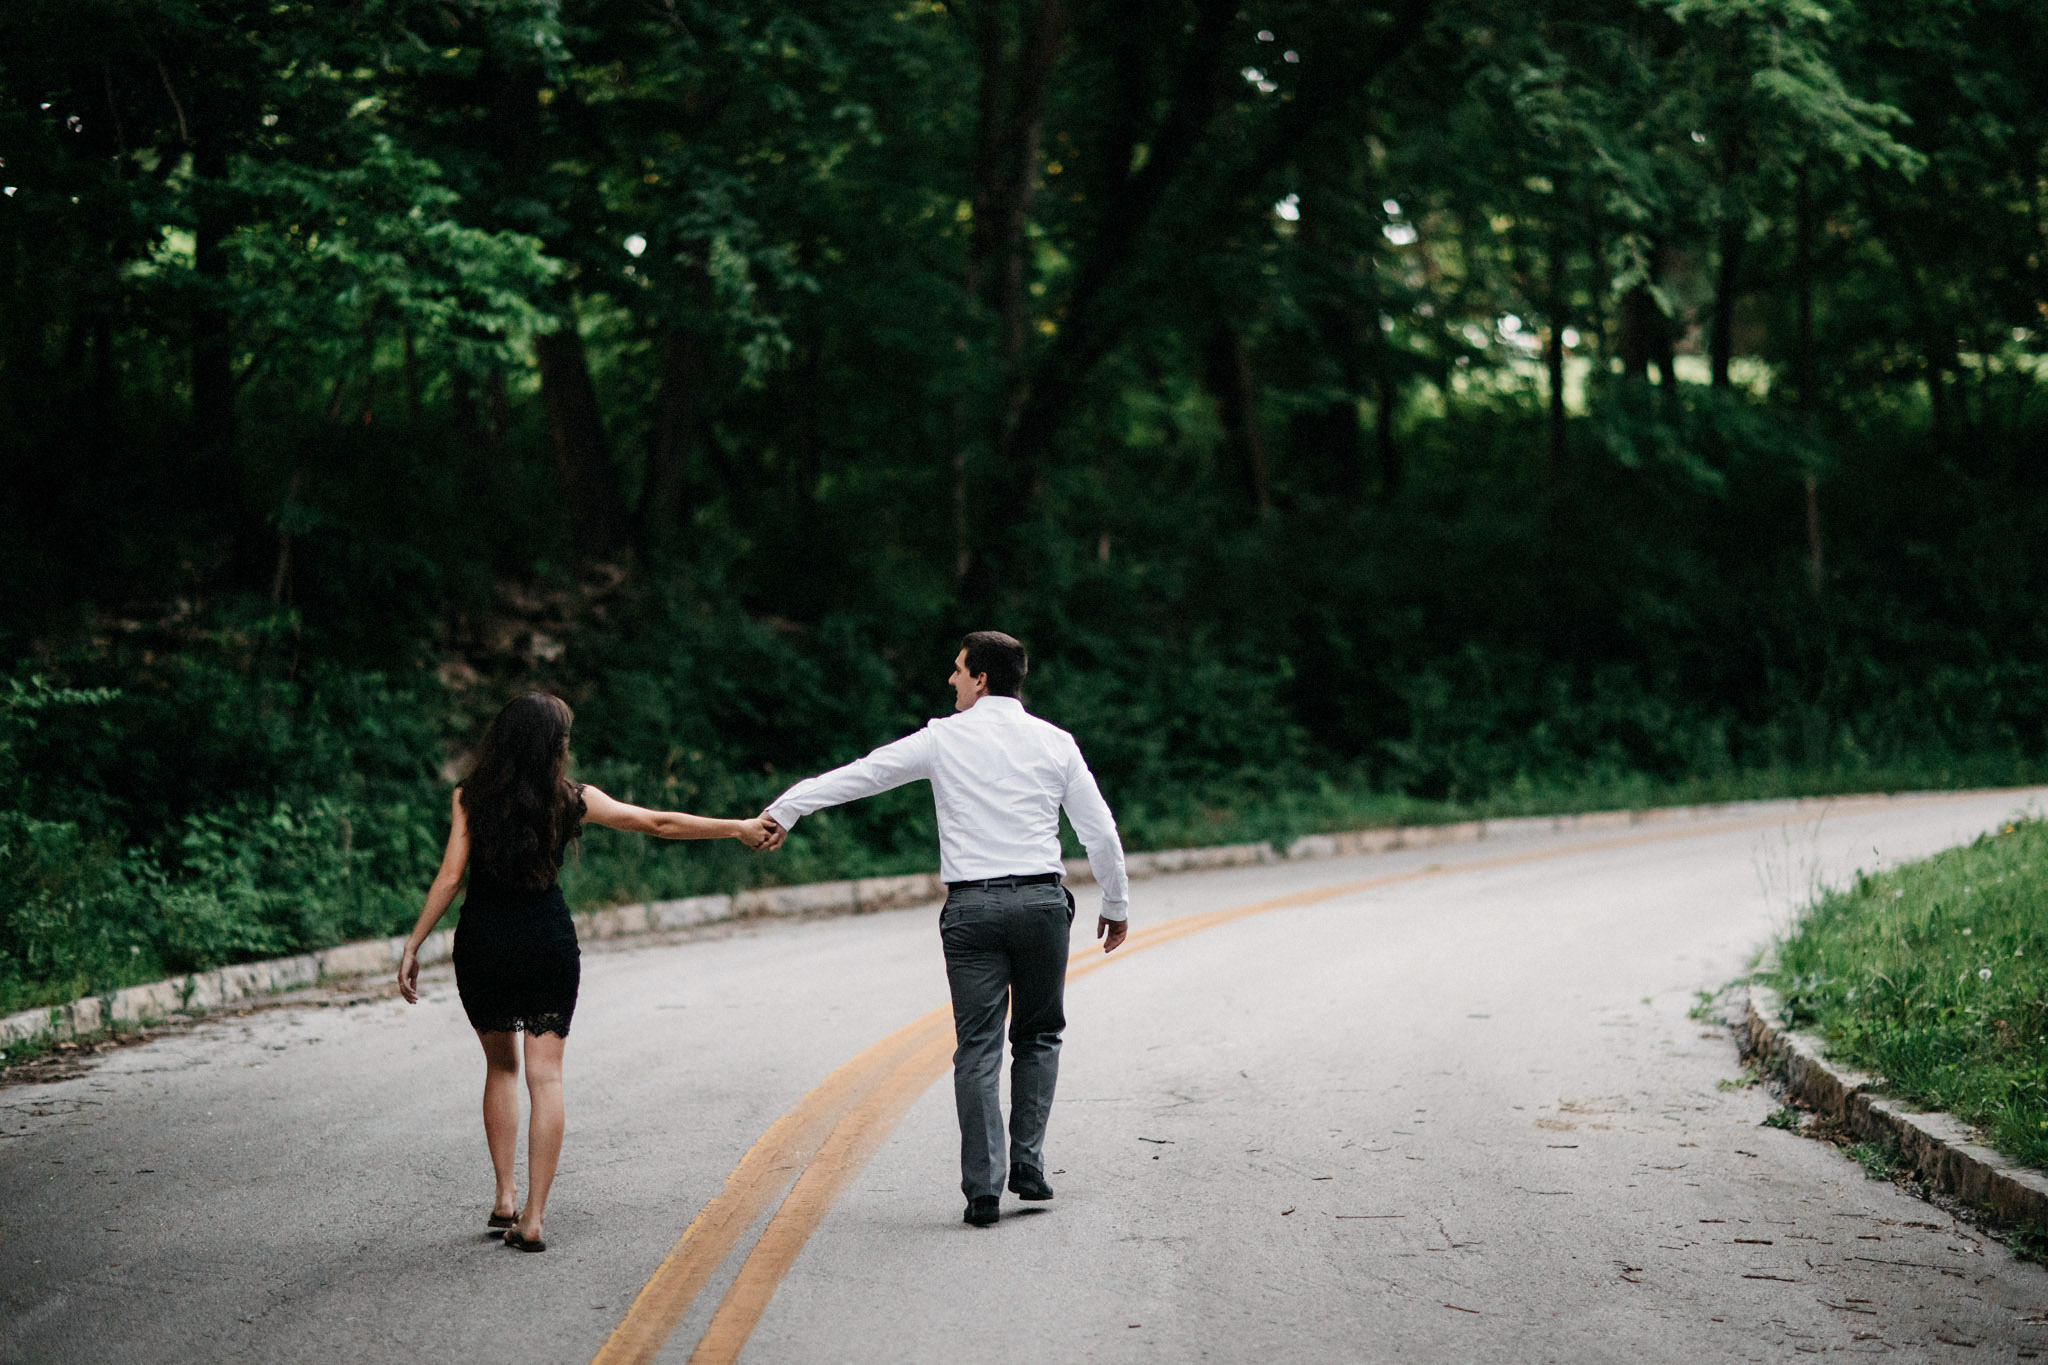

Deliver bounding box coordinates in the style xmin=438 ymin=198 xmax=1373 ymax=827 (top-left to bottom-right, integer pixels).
xmin=758 ymin=728 xmax=936 ymax=849
xmin=1061 ymin=746 xmax=1130 ymax=951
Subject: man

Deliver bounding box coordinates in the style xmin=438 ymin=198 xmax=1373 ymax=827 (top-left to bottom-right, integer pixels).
xmin=756 ymin=630 xmax=1129 ymax=1227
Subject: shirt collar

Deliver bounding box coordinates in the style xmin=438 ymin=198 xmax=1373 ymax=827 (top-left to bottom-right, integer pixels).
xmin=969 ymin=695 xmax=1025 ymax=715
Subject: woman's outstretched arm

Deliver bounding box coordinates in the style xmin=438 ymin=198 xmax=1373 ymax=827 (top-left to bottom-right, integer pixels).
xmin=398 ymin=789 xmax=470 ymax=1004
xmin=582 ymin=785 xmax=771 ymax=847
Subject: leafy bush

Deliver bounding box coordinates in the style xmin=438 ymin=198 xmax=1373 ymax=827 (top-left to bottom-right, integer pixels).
xmin=0 ymin=812 xmax=160 ymax=1013
xmin=0 ymin=649 xmax=447 ymax=1006
xmin=162 ymin=794 xmax=434 ymax=969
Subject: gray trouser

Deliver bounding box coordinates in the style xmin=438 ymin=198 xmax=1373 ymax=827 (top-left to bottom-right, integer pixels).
xmin=939 ymin=881 xmax=1074 ymax=1200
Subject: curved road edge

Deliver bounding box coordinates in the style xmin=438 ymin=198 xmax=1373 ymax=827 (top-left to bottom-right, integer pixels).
xmin=1 ymin=786 xmax=2026 ymax=1059
xmin=1741 ymin=981 xmax=2048 ymax=1233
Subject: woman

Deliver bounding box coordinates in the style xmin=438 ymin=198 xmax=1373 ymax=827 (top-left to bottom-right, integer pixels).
xmin=397 ymin=691 xmax=768 ymax=1253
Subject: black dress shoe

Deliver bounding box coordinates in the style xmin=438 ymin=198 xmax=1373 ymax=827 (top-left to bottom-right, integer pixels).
xmin=964 ymin=1195 xmax=1001 ymax=1226
xmin=1008 ymin=1164 xmax=1055 ymax=1201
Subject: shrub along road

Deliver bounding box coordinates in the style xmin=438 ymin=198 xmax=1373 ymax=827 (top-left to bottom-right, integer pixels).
xmin=5 ymin=791 xmax=2048 ymax=1362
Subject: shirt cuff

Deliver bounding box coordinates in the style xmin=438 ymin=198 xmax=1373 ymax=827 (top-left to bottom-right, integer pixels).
xmin=764 ymin=801 xmax=801 ymax=832
xmin=1098 ymin=898 xmax=1128 ymax=922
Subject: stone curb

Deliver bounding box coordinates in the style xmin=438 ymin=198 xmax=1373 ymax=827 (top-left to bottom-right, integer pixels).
xmin=1741 ymin=982 xmax=2048 ymax=1230
xmin=0 ymin=786 xmax=2016 ymax=1054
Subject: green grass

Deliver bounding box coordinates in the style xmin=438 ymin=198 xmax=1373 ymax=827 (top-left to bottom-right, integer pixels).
xmin=1767 ymin=816 xmax=2048 ymax=1172
xmin=553 ymin=758 xmax=2033 ymax=932
xmin=500 ymin=757 xmax=2048 ymax=952
xmin=1101 ymin=756 xmax=2042 ymax=861
xmin=1845 ymin=1137 xmax=1910 ymax=1182
xmin=6 ymin=756 xmax=2035 ymax=1019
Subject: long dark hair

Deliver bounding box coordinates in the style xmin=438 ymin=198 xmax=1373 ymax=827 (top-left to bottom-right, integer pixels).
xmin=460 ymin=692 xmax=584 ymax=890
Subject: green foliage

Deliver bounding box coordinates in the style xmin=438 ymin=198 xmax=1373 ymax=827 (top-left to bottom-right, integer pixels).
xmin=0 ymin=641 xmax=452 ymax=1004
xmin=161 ymin=794 xmax=427 ymax=969
xmin=1 ymin=0 xmax=2045 ymax=1012
xmin=1763 ymin=1105 xmax=1806 ymax=1131
xmin=223 ymin=135 xmax=561 ymax=381
xmin=1769 ymin=818 xmax=2048 ymax=1171
xmin=0 ymin=813 xmax=158 ymax=1014
xmin=1845 ymin=1136 xmax=1908 ymax=1182
xmin=2008 ymin=1223 xmax=2048 ymax=1265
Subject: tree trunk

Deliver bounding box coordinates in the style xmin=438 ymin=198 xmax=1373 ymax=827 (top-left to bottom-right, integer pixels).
xmin=534 ymin=321 xmax=630 ymax=558
xmin=1295 ymin=283 xmax=1365 ymax=498
xmin=1376 ymin=373 xmax=1402 ymax=497
xmin=450 ymin=370 xmax=485 ymax=454
xmin=1546 ymin=324 xmax=1568 ymax=488
xmin=1936 ymin=328 xmax=1971 ymax=459
xmin=963 ymin=1 xmax=1010 ymax=306
xmin=1710 ymin=214 xmax=1745 ymax=389
xmin=1925 ymin=333 xmax=1954 ymax=461
xmin=1618 ymin=284 xmax=1656 ymax=383
xmin=92 ymin=316 xmax=116 ymax=414
xmin=402 ymin=328 xmax=420 ymax=426
xmin=1856 ymin=166 xmax=1950 ymax=463
xmin=451 ymin=368 xmax=511 ymax=456
xmin=1793 ymin=165 xmax=1816 ymax=417
xmin=956 ymin=0 xmax=1070 ymax=583
xmin=793 ymin=339 xmax=823 ymax=497
xmin=270 ymin=466 xmax=303 ymax=605
xmin=981 ymin=0 xmax=1068 ymax=471
xmin=1620 ymin=241 xmax=1676 ymax=392
xmin=273 ymin=374 xmax=348 ymax=605
xmin=485 ymin=369 xmax=510 ymax=442
xmin=1292 ymin=402 xmax=1362 ymax=499
xmin=191 ymin=140 xmax=235 ymax=457
xmin=1546 ymin=238 xmax=1569 ymax=488
xmin=641 ymin=325 xmax=706 ymax=551
xmin=1794 ymin=160 xmax=1823 ymax=594
xmin=968 ymin=0 xmax=1065 ymax=363
xmin=1206 ymin=325 xmax=1271 ymax=517
xmin=951 ymin=435 xmax=972 ymax=581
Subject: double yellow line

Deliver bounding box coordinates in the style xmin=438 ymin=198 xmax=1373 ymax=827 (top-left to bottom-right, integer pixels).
xmin=592 ymin=791 xmax=1995 ymax=1364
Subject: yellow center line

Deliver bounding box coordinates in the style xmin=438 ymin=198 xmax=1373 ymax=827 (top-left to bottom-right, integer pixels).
xmin=589 ymin=1009 xmax=947 ymax=1365
xmin=688 ymin=1029 xmax=958 ymax=1363
xmin=599 ymin=789 xmax=2007 ymax=1364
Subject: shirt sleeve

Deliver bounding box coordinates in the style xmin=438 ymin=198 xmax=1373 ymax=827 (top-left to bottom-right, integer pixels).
xmin=765 ymin=727 xmax=936 ymax=831
xmin=1060 ymin=743 xmax=1129 ymax=921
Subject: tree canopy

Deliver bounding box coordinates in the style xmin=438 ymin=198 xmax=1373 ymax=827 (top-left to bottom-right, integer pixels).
xmin=2 ymin=0 xmax=2046 ymax=1006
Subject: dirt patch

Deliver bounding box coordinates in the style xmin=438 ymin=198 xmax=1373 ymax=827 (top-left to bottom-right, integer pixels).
xmin=0 ymin=978 xmax=400 ymax=1090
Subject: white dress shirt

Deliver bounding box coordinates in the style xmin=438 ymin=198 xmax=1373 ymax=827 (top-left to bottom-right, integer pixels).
xmin=764 ymin=696 xmax=1130 ymax=920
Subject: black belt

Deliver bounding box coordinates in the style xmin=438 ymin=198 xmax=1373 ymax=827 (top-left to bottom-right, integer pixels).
xmin=946 ymin=872 xmax=1063 ymax=891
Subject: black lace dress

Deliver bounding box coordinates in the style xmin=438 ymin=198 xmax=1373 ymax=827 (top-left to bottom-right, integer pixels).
xmin=453 ymin=792 xmax=584 ymax=1037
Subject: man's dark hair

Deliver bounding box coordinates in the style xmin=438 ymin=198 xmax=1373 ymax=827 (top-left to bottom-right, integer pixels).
xmin=961 ymin=630 xmax=1028 ymax=697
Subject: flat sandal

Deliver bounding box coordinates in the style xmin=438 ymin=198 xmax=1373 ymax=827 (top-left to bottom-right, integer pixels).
xmin=487 ymin=1211 xmax=518 ymax=1230
xmin=503 ymin=1227 xmax=547 ymax=1253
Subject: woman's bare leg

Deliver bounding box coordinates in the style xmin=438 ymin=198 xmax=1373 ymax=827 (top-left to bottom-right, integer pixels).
xmin=518 ymin=1031 xmax=567 ymax=1238
xmin=477 ymin=1030 xmax=522 ymax=1218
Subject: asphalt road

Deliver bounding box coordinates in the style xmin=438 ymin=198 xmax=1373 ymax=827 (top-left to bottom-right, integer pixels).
xmin=7 ymin=790 xmax=2048 ymax=1364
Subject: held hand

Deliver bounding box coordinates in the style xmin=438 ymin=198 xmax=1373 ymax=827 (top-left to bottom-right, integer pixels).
xmin=755 ymin=813 xmax=787 ymax=852
xmin=736 ymin=817 xmax=771 ymax=850
xmin=1096 ymin=915 xmax=1128 ymax=954
xmin=398 ymin=948 xmax=421 ymax=1004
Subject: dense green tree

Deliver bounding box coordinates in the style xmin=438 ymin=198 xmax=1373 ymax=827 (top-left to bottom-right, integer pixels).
xmin=2 ymin=0 xmax=2045 ymax=1007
